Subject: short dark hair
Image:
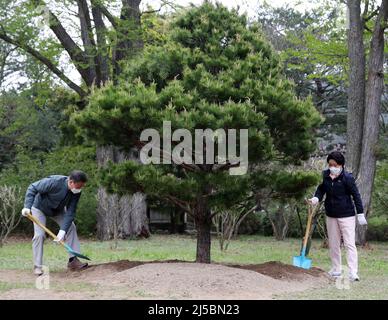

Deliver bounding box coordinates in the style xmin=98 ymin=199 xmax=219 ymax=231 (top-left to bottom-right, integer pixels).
xmin=69 ymin=170 xmax=88 ymax=183
xmin=327 ymin=151 xmax=345 ymax=166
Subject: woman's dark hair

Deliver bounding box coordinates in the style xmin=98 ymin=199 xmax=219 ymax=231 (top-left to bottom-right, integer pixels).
xmin=69 ymin=170 xmax=88 ymax=183
xmin=327 ymin=151 xmax=345 ymax=166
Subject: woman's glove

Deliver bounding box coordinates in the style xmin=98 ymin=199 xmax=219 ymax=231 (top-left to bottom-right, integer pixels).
xmin=357 ymin=213 xmax=368 ymax=225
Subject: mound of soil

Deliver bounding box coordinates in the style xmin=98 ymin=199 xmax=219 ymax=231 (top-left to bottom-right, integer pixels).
xmin=92 ymin=262 xmax=330 ymax=299
xmin=63 ymin=259 xmax=192 ymax=281
xmin=70 ymin=259 xmax=327 ymax=282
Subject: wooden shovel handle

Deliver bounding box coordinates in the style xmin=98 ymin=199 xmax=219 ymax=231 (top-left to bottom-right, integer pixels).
xmin=302 ymin=203 xmax=314 ymax=249
xmin=26 ymin=212 xmax=65 ymax=245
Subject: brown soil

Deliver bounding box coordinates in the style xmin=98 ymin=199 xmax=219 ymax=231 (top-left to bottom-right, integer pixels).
xmin=230 ymin=261 xmax=326 ymax=280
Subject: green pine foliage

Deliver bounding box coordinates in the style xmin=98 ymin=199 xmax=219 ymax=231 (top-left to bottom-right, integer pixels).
xmin=74 ymin=2 xmax=322 ymax=261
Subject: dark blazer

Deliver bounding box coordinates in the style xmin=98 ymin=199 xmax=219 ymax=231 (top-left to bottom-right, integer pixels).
xmin=314 ymin=169 xmax=364 ymax=218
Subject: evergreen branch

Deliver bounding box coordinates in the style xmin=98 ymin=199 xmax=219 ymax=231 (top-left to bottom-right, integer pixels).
xmin=166 ymin=195 xmax=192 ymax=215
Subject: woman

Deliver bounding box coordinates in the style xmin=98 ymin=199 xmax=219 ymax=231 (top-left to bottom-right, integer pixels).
xmin=309 ymin=151 xmax=367 ymax=281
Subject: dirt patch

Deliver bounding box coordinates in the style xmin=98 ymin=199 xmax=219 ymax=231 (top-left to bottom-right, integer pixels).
xmin=0 ymin=260 xmax=331 ymax=300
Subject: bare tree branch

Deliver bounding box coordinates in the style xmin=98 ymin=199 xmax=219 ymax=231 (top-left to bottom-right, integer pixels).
xmin=90 ymin=0 xmax=118 ymax=28
xmin=0 ymin=26 xmax=86 ymax=96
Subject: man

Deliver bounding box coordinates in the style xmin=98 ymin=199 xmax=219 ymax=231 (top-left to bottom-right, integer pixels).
xmin=22 ymin=170 xmax=89 ymax=275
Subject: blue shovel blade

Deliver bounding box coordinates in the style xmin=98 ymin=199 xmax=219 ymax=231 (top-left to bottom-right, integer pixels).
xmin=293 ymin=255 xmax=312 ymax=269
xmin=63 ymin=243 xmax=91 ymax=261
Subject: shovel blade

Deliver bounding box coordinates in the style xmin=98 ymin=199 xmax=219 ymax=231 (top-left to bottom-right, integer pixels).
xmin=293 ymin=255 xmax=312 ymax=269
xmin=63 ymin=243 xmax=91 ymax=261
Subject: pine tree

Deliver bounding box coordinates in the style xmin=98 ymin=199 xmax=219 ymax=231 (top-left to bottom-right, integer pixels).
xmin=74 ymin=2 xmax=322 ymax=263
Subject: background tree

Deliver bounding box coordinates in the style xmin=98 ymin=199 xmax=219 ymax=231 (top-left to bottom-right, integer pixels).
xmin=74 ymin=3 xmax=322 ymax=262
xmin=346 ymin=0 xmax=388 ymax=244
xmin=253 ymin=169 xmax=320 ymax=240
xmin=257 ymin=2 xmax=350 ymax=153
xmin=0 ymin=185 xmax=22 ymax=247
xmin=0 ymin=0 xmax=177 ymax=239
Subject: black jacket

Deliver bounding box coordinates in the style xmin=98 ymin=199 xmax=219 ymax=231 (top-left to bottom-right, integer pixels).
xmin=314 ymin=169 xmax=364 ymax=218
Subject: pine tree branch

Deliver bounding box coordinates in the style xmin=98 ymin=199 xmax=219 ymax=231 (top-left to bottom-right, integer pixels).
xmin=166 ymin=195 xmax=192 ymax=215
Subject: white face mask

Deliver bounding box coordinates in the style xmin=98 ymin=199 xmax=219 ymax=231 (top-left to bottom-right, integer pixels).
xmin=329 ymin=166 xmax=342 ymax=175
xmin=71 ymin=188 xmax=82 ymax=194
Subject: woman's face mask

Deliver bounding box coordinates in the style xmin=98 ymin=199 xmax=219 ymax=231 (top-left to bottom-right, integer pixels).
xmin=329 ymin=166 xmax=342 ymax=175
xmin=328 ymin=160 xmax=342 ymax=175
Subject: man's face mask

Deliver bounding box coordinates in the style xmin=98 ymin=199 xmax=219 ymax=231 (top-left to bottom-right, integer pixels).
xmin=69 ymin=180 xmax=85 ymax=194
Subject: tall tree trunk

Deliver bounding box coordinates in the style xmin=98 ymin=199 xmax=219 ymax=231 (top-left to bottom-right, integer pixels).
xmin=113 ymin=0 xmax=143 ymax=78
xmin=91 ymin=5 xmax=110 ymax=84
xmin=96 ymin=145 xmax=150 ymax=240
xmin=77 ymin=0 xmax=97 ymax=85
xmin=194 ymin=197 xmax=212 ymax=263
xmin=356 ymin=0 xmax=388 ymax=245
xmin=346 ymin=0 xmax=366 ymax=176
xmin=120 ymin=192 xmax=150 ymax=238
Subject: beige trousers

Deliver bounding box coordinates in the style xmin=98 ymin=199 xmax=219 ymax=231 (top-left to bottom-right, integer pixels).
xmin=326 ymin=215 xmax=358 ymax=276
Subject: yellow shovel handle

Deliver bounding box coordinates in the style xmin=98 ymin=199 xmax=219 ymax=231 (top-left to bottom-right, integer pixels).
xmin=302 ymin=202 xmax=314 ymax=249
xmin=26 ymin=212 xmax=65 ymax=245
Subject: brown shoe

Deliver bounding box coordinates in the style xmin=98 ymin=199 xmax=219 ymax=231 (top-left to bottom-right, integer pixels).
xmin=67 ymin=257 xmax=88 ymax=271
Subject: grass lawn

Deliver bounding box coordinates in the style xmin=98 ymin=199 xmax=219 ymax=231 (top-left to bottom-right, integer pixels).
xmin=0 ymin=234 xmax=387 ymax=299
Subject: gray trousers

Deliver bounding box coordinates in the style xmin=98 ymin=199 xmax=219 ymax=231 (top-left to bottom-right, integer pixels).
xmin=31 ymin=207 xmax=80 ymax=267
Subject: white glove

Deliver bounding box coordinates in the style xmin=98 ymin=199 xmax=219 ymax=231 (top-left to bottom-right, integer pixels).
xmin=21 ymin=208 xmax=31 ymax=217
xmin=54 ymin=230 xmax=66 ymax=243
xmin=357 ymin=213 xmax=368 ymax=226
xmin=309 ymin=197 xmax=319 ymax=205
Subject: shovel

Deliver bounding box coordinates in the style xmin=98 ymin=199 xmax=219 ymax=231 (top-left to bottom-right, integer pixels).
xmin=26 ymin=212 xmax=90 ymax=261
xmin=293 ymin=200 xmax=314 ymax=269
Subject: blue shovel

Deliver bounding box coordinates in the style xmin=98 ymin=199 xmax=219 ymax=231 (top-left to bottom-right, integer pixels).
xmin=26 ymin=212 xmax=90 ymax=261
xmin=293 ymin=201 xmax=313 ymax=269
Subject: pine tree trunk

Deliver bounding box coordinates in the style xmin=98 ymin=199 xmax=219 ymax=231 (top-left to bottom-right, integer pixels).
xmin=96 ymin=145 xmax=150 ymax=240
xmin=356 ymin=0 xmax=388 ymax=245
xmin=346 ymin=0 xmax=366 ymax=176
xmin=194 ymin=198 xmax=212 ymax=263
xmin=195 ymin=217 xmax=211 ymax=263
